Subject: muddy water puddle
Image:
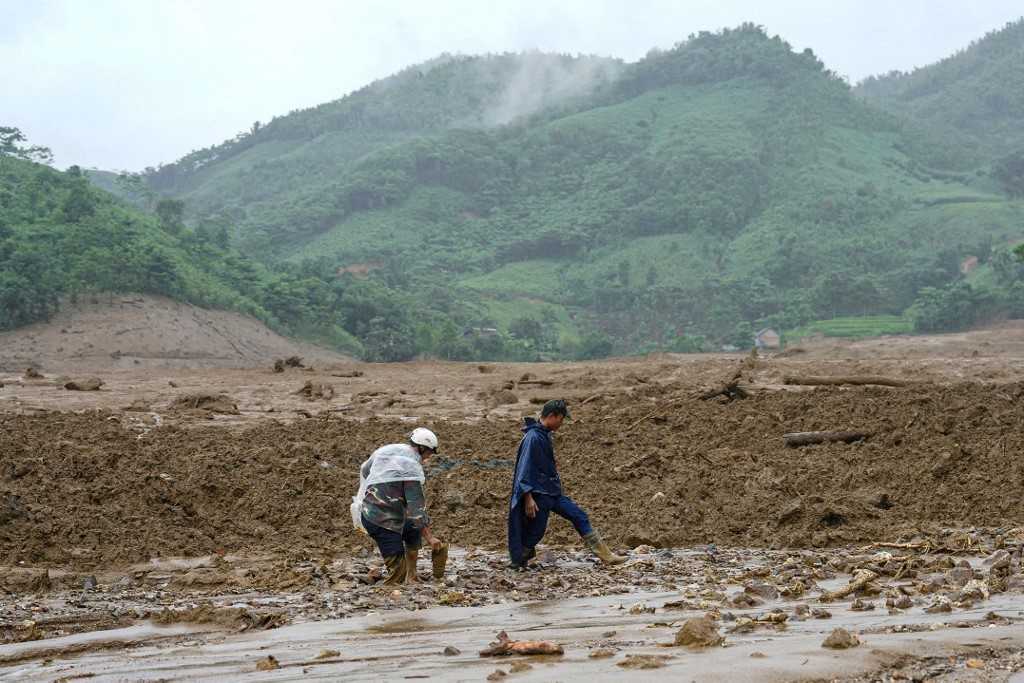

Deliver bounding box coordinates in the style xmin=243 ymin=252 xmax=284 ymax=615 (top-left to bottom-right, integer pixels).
xmin=4 ymin=578 xmax=1024 ymax=680
xmin=4 ymin=539 xmax=1024 ymax=681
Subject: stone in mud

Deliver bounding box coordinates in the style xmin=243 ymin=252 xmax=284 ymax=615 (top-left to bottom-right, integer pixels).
xmin=589 ymin=648 xmax=616 ymax=659
xmin=487 ymin=669 xmax=507 ymax=680
xmin=925 ymin=596 xmax=953 ymax=613
xmin=811 ymin=608 xmax=832 ymax=619
xmin=850 ymin=598 xmax=874 ymax=611
xmin=674 ymin=617 xmax=724 ymax=648
xmin=947 ymin=566 xmax=974 ymax=586
xmin=778 ymin=499 xmax=803 ymax=524
xmin=822 ymin=628 xmax=860 ymax=649
xmin=958 ymin=579 xmax=990 ymax=602
xmin=730 ymin=592 xmax=761 ymax=608
xmin=82 ymin=575 xmax=98 ymax=591
xmin=316 ymin=649 xmax=340 ymax=659
xmin=618 ymin=655 xmax=671 ymax=669
xmin=744 ymin=582 xmax=778 ymax=600
xmin=64 ymin=377 xmax=104 ymax=391
xmin=509 ymin=662 xmax=532 ymax=673
xmin=443 ymin=646 xmax=461 ymax=656
xmin=256 ymin=655 xmax=279 ymax=671
xmin=893 ymin=595 xmax=913 ymax=610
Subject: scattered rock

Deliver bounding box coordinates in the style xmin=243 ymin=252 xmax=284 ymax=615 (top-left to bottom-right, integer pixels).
xmin=64 ymin=377 xmax=104 ymax=391
xmin=589 ymin=648 xmax=616 ymax=659
xmin=750 ymin=651 xmax=767 ymax=659
xmin=82 ymin=575 xmax=98 ymax=591
xmin=255 ymin=655 xmax=279 ymax=671
xmin=674 ymin=617 xmax=724 ymax=648
xmin=487 ymin=669 xmax=507 ymax=681
xmin=617 ymin=655 xmax=671 ymax=669
xmin=487 ymin=389 xmax=518 ymax=408
xmin=744 ymin=582 xmax=779 ymax=600
xmin=23 ymin=368 xmax=43 ymax=380
xmin=822 ymin=628 xmax=860 ymax=649
xmin=443 ymin=646 xmax=461 ymax=656
xmin=316 ymin=649 xmax=340 ymax=659
xmin=850 ymin=598 xmax=874 ymax=611
xmin=294 ymin=381 xmax=335 ymax=401
xmin=925 ymin=596 xmax=953 ymax=613
xmin=509 ymin=662 xmax=532 ymax=673
xmin=958 ymin=579 xmax=990 ymax=602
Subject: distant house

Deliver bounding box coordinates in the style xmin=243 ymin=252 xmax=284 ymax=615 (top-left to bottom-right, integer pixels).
xmin=754 ymin=328 xmax=781 ymax=350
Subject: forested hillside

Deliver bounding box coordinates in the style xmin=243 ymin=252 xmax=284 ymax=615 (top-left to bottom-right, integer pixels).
xmin=857 ymin=18 xmax=1024 ymax=174
xmin=1 ymin=136 xmax=372 ymax=355
xmin=115 ymin=23 xmax=1023 ymax=359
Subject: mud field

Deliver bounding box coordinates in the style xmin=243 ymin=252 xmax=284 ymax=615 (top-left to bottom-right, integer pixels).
xmin=2 ymin=324 xmax=1024 ymax=681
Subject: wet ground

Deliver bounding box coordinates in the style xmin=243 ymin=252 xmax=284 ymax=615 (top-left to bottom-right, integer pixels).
xmin=3 ymin=540 xmax=1023 ymax=681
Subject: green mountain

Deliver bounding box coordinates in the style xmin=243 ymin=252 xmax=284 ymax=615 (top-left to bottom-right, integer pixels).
xmin=856 ymin=18 xmax=1024 ymax=172
xmin=0 ymin=145 xmax=370 ymax=354
xmin=126 ymin=24 xmax=1024 ymax=358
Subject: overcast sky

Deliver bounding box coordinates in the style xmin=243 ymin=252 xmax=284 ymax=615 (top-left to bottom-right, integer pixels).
xmin=3 ymin=0 xmax=1021 ymax=171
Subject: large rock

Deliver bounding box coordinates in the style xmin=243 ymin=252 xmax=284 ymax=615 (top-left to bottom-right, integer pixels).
xmin=674 ymin=617 xmax=724 ymax=648
xmin=822 ymin=628 xmax=860 ymax=649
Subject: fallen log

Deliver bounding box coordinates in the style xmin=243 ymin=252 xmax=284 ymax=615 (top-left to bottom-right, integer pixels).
xmin=782 ymin=375 xmax=910 ymax=388
xmin=784 ymin=431 xmax=869 ymax=447
xmin=479 ymin=631 xmax=563 ymax=657
xmin=819 ymin=569 xmax=879 ymax=602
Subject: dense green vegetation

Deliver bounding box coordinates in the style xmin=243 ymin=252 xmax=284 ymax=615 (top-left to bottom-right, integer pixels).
xmin=8 ymin=21 xmax=1023 ymax=360
xmin=857 ymin=18 xmax=1024 ymax=170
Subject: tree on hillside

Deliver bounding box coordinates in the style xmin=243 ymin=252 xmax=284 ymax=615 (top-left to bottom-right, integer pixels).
xmin=0 ymin=126 xmax=53 ymax=164
xmin=155 ymin=198 xmax=185 ymax=234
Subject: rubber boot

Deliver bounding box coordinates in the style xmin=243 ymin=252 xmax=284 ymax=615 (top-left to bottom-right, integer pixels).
xmin=508 ymin=546 xmax=536 ymax=571
xmin=404 ymin=548 xmax=420 ymax=583
xmin=382 ymin=554 xmax=407 ymax=585
xmin=583 ymin=531 xmax=626 ymax=565
xmin=431 ymin=542 xmax=448 ymax=580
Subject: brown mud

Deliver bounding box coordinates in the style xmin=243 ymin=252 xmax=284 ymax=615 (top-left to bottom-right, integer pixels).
xmin=1 ymin=324 xmax=1023 ymax=680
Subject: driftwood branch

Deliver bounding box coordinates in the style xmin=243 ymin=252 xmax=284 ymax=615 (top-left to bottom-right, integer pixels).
xmin=479 ymin=631 xmax=564 ymax=657
xmin=783 ymin=431 xmax=870 ymax=447
xmin=819 ymin=569 xmax=879 ymax=602
xmin=783 ymin=375 xmax=910 ymax=388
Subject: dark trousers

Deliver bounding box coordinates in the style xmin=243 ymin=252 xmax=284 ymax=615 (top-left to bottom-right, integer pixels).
xmin=362 ymin=515 xmax=422 ymax=558
xmin=508 ymin=492 xmax=593 ymax=566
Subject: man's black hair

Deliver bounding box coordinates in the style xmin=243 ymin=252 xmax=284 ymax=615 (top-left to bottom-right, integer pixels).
xmin=541 ymin=399 xmax=570 ymax=419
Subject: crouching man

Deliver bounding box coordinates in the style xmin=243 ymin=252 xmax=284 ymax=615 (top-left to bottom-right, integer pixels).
xmin=359 ymin=428 xmax=445 ymax=584
xmin=508 ymin=399 xmax=625 ymax=569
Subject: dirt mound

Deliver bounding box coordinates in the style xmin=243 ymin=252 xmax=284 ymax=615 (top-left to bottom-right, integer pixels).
xmin=2 ymin=382 xmax=1023 ymax=567
xmin=64 ymin=378 xmax=104 ymax=391
xmin=152 ymin=605 xmax=286 ymax=631
xmin=0 ymin=295 xmax=350 ymax=372
xmin=294 ymin=381 xmax=334 ymax=401
xmin=170 ymin=393 xmax=239 ymax=414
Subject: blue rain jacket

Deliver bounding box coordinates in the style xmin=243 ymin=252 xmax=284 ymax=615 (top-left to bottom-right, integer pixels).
xmin=510 ymin=417 xmax=563 ymax=508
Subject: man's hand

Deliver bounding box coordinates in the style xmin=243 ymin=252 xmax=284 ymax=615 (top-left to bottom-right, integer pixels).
xmin=423 ymin=527 xmax=443 ymax=551
xmin=524 ymin=493 xmax=538 ymax=519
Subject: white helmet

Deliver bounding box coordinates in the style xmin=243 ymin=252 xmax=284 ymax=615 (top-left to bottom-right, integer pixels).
xmin=410 ymin=427 xmax=439 ymax=452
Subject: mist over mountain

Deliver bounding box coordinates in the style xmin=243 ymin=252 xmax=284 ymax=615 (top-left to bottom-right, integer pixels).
xmin=5 ymin=21 xmax=1023 ymax=360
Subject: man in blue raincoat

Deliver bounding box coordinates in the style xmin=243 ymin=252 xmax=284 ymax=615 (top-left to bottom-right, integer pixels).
xmin=507 ymin=399 xmax=625 ymax=569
